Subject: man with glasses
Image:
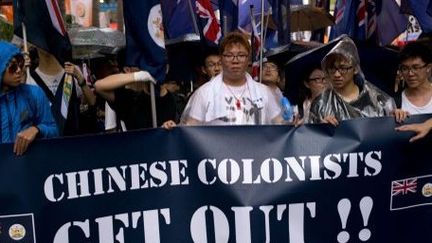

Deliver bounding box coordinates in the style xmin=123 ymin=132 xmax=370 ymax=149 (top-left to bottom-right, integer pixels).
xmin=163 ymin=32 xmax=282 ymax=127
xmin=201 ymin=50 xmax=222 ymax=81
xmin=394 ymin=41 xmax=432 ymax=143
xmin=394 ymin=41 xmax=432 ymax=115
xmin=309 ymin=37 xmax=399 ymax=125
xmin=0 ymin=41 xmax=58 ymax=155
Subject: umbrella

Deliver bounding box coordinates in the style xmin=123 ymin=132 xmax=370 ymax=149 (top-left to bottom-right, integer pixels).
xmin=264 ymin=40 xmax=323 ymax=66
xmin=68 ymin=27 xmax=126 ymax=59
xmin=284 ymin=35 xmax=399 ymax=104
xmin=291 ymin=5 xmax=335 ymax=32
xmin=284 ymin=35 xmax=343 ymax=104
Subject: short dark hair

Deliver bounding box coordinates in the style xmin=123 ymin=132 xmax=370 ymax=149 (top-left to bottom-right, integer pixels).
xmin=219 ymin=32 xmax=251 ymax=55
xmin=201 ymin=48 xmax=220 ymax=67
xmin=399 ymin=41 xmax=432 ymax=64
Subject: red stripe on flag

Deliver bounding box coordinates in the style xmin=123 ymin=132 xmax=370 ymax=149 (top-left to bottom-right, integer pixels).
xmin=50 ymin=0 xmax=67 ymax=35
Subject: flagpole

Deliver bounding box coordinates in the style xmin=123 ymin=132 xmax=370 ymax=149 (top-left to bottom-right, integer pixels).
xmin=150 ymin=83 xmax=157 ymax=128
xmin=259 ymin=0 xmax=265 ymax=83
xmin=21 ymin=23 xmax=30 ymax=79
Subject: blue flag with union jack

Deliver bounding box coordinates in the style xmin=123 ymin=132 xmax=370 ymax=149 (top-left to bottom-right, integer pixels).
xmin=123 ymin=0 xmax=167 ymax=83
xmin=272 ymin=0 xmax=291 ymax=45
xmin=376 ymin=0 xmax=408 ymax=45
xmin=161 ymin=0 xmax=199 ymax=44
xmin=195 ymin=0 xmax=222 ymax=45
xmin=330 ymin=0 xmax=356 ymax=39
xmin=390 ymin=175 xmax=432 ymax=210
xmin=13 ymin=0 xmax=72 ymax=64
xmin=405 ymin=0 xmax=432 ymax=34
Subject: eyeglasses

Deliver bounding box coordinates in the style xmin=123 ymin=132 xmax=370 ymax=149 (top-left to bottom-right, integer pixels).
xmin=308 ymin=77 xmax=327 ymax=83
xmin=399 ymin=64 xmax=428 ymax=75
xmin=263 ymin=64 xmax=278 ymax=71
xmin=222 ymin=54 xmax=248 ymax=62
xmin=206 ymin=62 xmax=222 ymax=68
xmin=7 ymin=57 xmax=25 ymax=74
xmin=327 ymin=66 xmax=353 ymax=74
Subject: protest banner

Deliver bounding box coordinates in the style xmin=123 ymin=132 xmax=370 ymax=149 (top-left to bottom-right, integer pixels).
xmin=0 ymin=115 xmax=431 ymax=242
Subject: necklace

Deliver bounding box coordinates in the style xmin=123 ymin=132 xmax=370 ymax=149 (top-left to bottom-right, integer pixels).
xmin=224 ymin=82 xmax=248 ymax=110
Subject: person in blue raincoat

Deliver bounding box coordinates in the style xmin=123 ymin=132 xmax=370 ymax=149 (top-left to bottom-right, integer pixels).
xmin=0 ymin=41 xmax=58 ymax=155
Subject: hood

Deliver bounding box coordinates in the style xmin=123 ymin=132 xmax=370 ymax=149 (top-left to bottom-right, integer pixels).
xmin=321 ymin=36 xmax=365 ymax=83
xmin=0 ymin=41 xmax=21 ymax=88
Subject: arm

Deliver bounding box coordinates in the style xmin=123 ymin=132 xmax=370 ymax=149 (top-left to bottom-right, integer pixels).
xmin=64 ymin=62 xmax=96 ymax=105
xmin=14 ymin=88 xmax=58 ymax=155
xmin=95 ymin=71 xmax=155 ymax=102
xmin=396 ymin=118 xmax=432 ymax=142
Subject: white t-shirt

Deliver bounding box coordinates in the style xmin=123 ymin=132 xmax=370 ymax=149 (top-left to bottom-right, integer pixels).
xmin=26 ymin=68 xmax=82 ymax=98
xmin=183 ymin=74 xmax=281 ymax=125
xmin=401 ymin=91 xmax=432 ymax=115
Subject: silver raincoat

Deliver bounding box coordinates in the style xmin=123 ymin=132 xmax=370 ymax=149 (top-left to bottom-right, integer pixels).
xmin=308 ymin=37 xmax=396 ymax=123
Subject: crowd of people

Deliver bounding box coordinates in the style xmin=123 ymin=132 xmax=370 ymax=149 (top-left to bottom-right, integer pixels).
xmin=1 ymin=31 xmax=431 ymax=155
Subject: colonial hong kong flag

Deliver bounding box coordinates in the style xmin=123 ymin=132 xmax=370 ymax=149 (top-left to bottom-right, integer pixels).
xmin=13 ymin=0 xmax=72 ymax=64
xmin=405 ymin=0 xmax=432 ymax=34
xmin=13 ymin=0 xmax=76 ymax=134
xmin=196 ymin=0 xmax=222 ymax=45
xmin=161 ymin=0 xmax=197 ymax=43
xmin=390 ymin=176 xmax=432 ymax=211
xmin=330 ymin=0 xmax=356 ymax=40
xmin=123 ymin=0 xmax=167 ymax=83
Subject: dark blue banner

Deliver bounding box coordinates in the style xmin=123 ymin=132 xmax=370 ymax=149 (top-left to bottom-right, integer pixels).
xmin=0 ymin=115 xmax=431 ymax=242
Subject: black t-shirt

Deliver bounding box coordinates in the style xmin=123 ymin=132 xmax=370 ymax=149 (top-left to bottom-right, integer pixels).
xmin=109 ymin=88 xmax=177 ymax=130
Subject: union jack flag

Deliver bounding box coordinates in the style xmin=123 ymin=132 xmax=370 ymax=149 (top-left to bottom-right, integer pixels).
xmin=392 ymin=178 xmax=417 ymax=196
xmin=249 ymin=6 xmax=261 ymax=81
xmin=335 ymin=0 xmax=347 ymax=24
xmin=367 ymin=0 xmax=376 ymax=39
xmin=357 ymin=0 xmax=366 ymax=27
xmin=355 ymin=0 xmax=367 ymax=40
xmin=196 ymin=0 xmax=222 ymax=44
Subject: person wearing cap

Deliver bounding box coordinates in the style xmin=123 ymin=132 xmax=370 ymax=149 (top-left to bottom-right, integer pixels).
xmin=0 ymin=41 xmax=58 ymax=155
xmin=308 ymin=37 xmax=406 ymax=125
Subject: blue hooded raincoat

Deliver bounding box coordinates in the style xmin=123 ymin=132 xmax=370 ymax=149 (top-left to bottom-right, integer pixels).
xmin=0 ymin=41 xmax=58 ymax=143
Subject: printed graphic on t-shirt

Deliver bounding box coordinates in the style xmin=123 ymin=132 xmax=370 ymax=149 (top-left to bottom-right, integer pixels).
xmin=220 ymin=92 xmax=262 ymax=125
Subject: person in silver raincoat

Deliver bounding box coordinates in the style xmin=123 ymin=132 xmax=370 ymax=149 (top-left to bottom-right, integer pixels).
xmin=308 ymin=37 xmax=400 ymax=125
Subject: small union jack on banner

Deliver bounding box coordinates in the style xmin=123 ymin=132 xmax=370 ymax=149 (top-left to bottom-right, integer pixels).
xmin=392 ymin=178 xmax=417 ymax=196
xmin=390 ymin=175 xmax=432 ymax=211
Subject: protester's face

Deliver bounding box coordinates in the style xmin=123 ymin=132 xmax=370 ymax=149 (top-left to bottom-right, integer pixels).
xmin=262 ymin=62 xmax=280 ymax=85
xmin=305 ymin=69 xmax=328 ymax=98
xmin=326 ymin=59 xmax=356 ymax=90
xmin=203 ymin=55 xmax=222 ymax=78
xmin=221 ymin=43 xmax=250 ymax=82
xmin=2 ymin=57 xmax=25 ymax=91
xmin=400 ymin=57 xmax=431 ymax=89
